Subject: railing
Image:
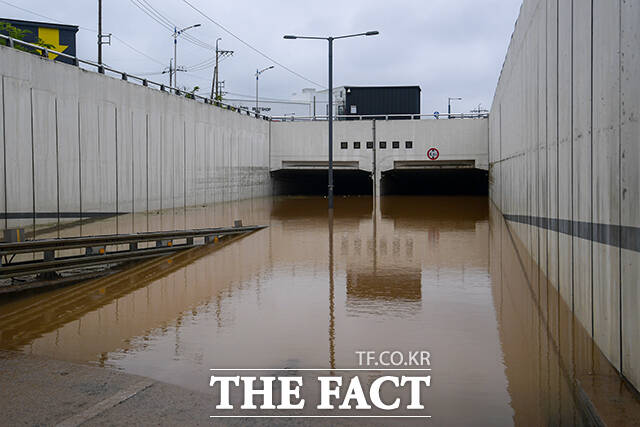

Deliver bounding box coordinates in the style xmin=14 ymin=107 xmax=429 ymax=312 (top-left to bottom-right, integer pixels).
xmin=0 ymin=34 xmax=490 ymax=124
xmin=270 ymin=112 xmax=489 ymax=122
xmin=0 ymin=33 xmax=271 ymax=121
xmin=0 ymin=224 xmax=267 ymax=278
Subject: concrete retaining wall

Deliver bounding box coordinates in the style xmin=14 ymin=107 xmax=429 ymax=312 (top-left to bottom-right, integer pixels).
xmin=489 ymin=0 xmax=640 ymax=391
xmin=0 ymin=45 xmax=271 ymax=237
xmin=270 ymin=118 xmax=489 ymax=173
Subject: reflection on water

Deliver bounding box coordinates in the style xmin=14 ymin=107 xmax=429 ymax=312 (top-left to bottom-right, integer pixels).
xmin=0 ymin=196 xmax=604 ymax=425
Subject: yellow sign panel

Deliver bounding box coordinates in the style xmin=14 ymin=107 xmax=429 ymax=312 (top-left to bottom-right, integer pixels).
xmin=38 ymin=27 xmax=68 ymax=60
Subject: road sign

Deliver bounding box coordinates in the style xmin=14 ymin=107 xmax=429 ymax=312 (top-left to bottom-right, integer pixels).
xmin=427 ymin=147 xmax=439 ymax=160
xmin=434 ymin=111 xmax=440 ymax=119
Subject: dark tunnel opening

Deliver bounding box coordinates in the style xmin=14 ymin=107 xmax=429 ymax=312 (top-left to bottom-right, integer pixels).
xmin=271 ymin=169 xmax=373 ymax=196
xmin=381 ymin=168 xmax=488 ymax=196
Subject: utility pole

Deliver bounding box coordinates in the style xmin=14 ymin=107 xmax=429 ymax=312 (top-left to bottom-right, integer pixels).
xmin=169 ymin=58 xmax=173 ymax=88
xmin=97 ymin=0 xmax=111 ymax=74
xmin=211 ymin=38 xmax=233 ymax=100
xmin=98 ymin=0 xmax=102 ymax=72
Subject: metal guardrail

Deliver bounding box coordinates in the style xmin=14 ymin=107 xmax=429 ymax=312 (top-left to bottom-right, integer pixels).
xmin=270 ymin=113 xmax=489 ymax=122
xmin=0 ymin=33 xmax=270 ymax=121
xmin=0 ymin=224 xmax=267 ymax=279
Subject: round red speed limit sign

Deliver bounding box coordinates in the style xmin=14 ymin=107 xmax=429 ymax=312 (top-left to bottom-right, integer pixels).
xmin=427 ymin=147 xmax=440 ymax=160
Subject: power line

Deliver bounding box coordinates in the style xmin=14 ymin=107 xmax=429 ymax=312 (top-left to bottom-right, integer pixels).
xmin=180 ymin=0 xmax=325 ymax=89
xmin=0 ymin=0 xmax=166 ymax=66
xmin=129 ymin=0 xmax=214 ymax=51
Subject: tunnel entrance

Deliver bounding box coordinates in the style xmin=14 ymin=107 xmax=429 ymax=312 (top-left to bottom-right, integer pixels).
xmin=271 ymin=169 xmax=373 ymax=196
xmin=381 ymin=168 xmax=488 ymax=195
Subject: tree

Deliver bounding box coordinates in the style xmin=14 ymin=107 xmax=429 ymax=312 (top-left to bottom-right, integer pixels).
xmin=0 ymin=22 xmax=55 ymax=56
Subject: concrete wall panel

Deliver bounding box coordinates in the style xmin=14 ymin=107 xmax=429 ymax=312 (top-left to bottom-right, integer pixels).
xmin=546 ymin=0 xmax=559 ymax=292
xmin=592 ymin=0 xmax=621 ymax=370
xmin=571 ymin=0 xmax=593 ymax=337
xmin=557 ymin=0 xmax=573 ymax=306
xmin=131 ymin=109 xmax=147 ymax=214
xmin=3 ymin=77 xmax=33 ymax=231
xmin=194 ymin=121 xmax=206 ymax=206
xmin=184 ymin=119 xmax=195 ymax=208
xmin=621 ymin=0 xmax=640 ymax=391
xmin=79 ymin=102 xmax=99 ymax=214
xmin=31 ymin=89 xmax=58 ymax=231
xmin=173 ymin=118 xmax=185 ymax=212
xmin=116 ymin=106 xmax=134 ymax=220
xmin=98 ymin=102 xmax=117 ymax=235
xmin=56 ymin=96 xmax=80 ymax=229
xmin=161 ymin=115 xmax=173 ymax=214
xmin=147 ymin=113 xmax=161 ymax=213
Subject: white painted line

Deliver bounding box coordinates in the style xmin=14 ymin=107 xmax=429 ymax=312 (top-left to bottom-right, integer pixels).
xmin=56 ymin=379 xmax=154 ymax=427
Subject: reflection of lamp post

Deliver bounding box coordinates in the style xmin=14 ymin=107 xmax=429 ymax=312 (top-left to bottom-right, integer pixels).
xmin=328 ymin=210 xmax=335 ymax=371
xmin=255 ymin=66 xmax=274 ymax=113
xmin=173 ymin=23 xmax=201 ymax=89
xmin=284 ymin=31 xmax=379 ymax=211
xmin=448 ymin=97 xmax=462 ymax=118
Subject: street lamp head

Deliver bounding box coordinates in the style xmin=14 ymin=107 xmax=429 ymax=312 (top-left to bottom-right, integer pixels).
xmin=365 ymin=31 xmax=379 ymax=36
xmin=267 ymin=65 xmax=275 ymax=70
xmin=283 ymin=35 xmax=297 ymax=39
xmin=194 ymin=23 xmax=202 ymax=28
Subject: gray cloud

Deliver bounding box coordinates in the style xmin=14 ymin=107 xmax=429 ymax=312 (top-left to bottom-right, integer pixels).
xmin=1 ymin=0 xmax=522 ymax=115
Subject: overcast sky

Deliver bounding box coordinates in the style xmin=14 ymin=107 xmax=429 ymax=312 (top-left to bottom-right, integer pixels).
xmin=1 ymin=0 xmax=522 ymax=116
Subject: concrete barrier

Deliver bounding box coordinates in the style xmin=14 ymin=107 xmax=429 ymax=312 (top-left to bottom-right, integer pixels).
xmin=489 ymin=0 xmax=640 ymax=392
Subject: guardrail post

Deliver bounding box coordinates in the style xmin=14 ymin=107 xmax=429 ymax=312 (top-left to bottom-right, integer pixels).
xmin=8 ymin=38 xmax=14 ymax=48
xmin=122 ymin=73 xmax=128 ymax=81
xmin=160 ymin=84 xmax=165 ymax=92
xmin=41 ymin=48 xmax=49 ymax=58
xmin=86 ymin=246 xmax=106 ymax=255
xmin=156 ymin=239 xmax=173 ymax=248
xmin=142 ymin=79 xmax=148 ymax=87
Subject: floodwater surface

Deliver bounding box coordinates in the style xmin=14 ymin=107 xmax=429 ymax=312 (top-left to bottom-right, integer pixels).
xmin=0 ymin=196 xmax=596 ymax=425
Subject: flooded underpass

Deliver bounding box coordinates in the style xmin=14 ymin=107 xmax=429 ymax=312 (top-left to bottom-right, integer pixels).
xmin=0 ymin=196 xmax=633 ymax=425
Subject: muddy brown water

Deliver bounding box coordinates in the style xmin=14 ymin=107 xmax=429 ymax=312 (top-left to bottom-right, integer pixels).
xmin=0 ymin=196 xmax=613 ymax=425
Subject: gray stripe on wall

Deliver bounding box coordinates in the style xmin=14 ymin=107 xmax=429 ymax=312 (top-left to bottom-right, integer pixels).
xmin=504 ymin=214 xmax=640 ymax=252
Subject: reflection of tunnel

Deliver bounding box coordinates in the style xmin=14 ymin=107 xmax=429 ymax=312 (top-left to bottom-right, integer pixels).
xmin=271 ymin=170 xmax=372 ymax=196
xmin=381 ymin=168 xmax=488 ymax=195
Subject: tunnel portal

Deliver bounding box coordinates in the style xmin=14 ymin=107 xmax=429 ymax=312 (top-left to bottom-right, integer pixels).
xmin=382 ymin=168 xmax=488 ymax=196
xmin=271 ymin=167 xmax=488 ymax=196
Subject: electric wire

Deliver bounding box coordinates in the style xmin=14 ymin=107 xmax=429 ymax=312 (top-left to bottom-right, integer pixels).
xmin=180 ymin=0 xmax=325 ymax=89
xmin=0 ymin=0 xmax=166 ymax=66
xmin=129 ymin=0 xmax=214 ymax=51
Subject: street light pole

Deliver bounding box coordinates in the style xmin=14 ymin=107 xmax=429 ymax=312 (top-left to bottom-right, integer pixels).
xmin=255 ymin=66 xmax=274 ymax=113
xmin=284 ymin=31 xmax=379 ymax=211
xmin=172 ymin=23 xmax=202 ymax=90
xmin=327 ymin=37 xmax=334 ymax=209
